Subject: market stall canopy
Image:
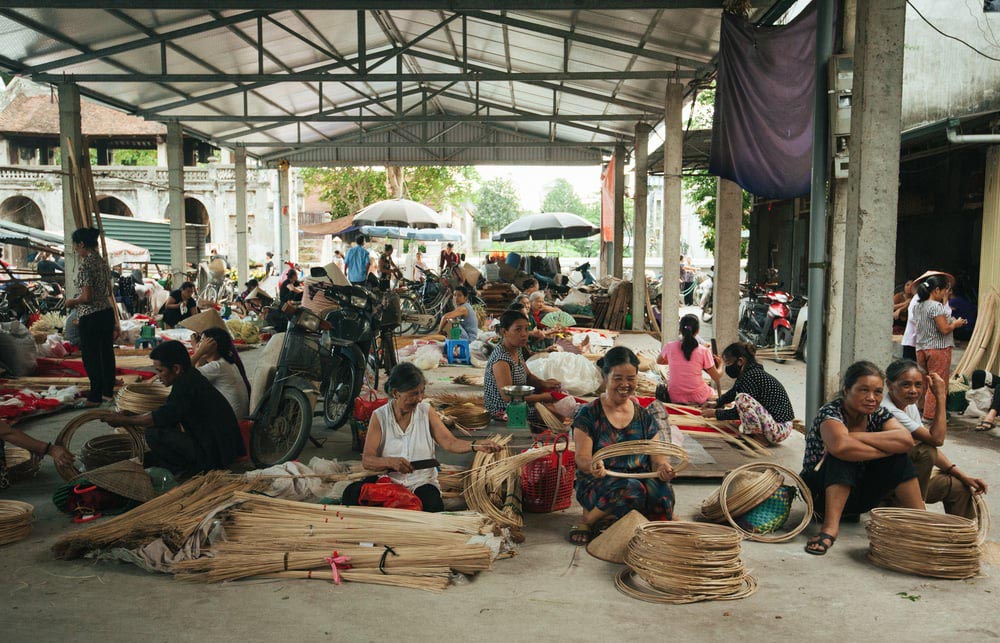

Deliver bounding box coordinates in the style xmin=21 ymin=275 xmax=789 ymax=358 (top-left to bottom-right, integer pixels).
xmin=353 ymin=199 xmax=440 ymax=229
xmin=492 ymin=212 xmax=600 ymax=242
xmin=0 ymin=219 xmax=151 ymax=265
xmin=359 ymin=225 xmax=464 ymax=242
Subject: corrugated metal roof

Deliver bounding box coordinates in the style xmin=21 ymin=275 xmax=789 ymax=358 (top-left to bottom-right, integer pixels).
xmin=99 ymin=214 xmax=171 ymax=264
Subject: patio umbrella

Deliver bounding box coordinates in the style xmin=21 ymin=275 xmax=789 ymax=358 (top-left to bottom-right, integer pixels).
xmin=492 ymin=212 xmax=599 ymax=242
xmin=353 ymin=198 xmax=440 ymax=229
xmin=359 ymin=225 xmax=464 ymax=242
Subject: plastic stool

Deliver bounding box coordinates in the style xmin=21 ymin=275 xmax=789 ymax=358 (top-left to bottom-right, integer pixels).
xmin=445 ymin=339 xmax=471 ymax=365
xmin=134 ymin=337 xmax=162 ymax=350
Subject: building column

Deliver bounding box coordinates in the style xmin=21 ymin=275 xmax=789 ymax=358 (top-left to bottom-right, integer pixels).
xmin=632 ymin=123 xmax=651 ymax=330
xmin=166 ymin=122 xmax=186 ymax=286
xmin=58 ymin=83 xmax=82 ymax=282
xmin=613 ymin=143 xmax=625 ymax=278
xmin=713 ymin=178 xmax=742 ymax=352
xmin=661 ymin=82 xmax=683 ymax=341
xmin=235 ymin=145 xmax=249 ymax=288
xmin=979 ymin=146 xmax=1000 ymax=295
xmin=839 ymin=0 xmax=906 ymax=370
xmin=277 ymin=160 xmax=291 ymax=265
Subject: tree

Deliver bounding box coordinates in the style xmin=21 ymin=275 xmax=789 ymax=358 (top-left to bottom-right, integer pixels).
xmin=473 ymin=177 xmax=521 ymax=232
xmin=542 ymin=178 xmax=585 ymax=215
xmin=683 ymin=173 xmax=752 ymax=256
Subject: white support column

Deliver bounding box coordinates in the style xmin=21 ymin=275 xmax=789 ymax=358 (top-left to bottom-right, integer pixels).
xmin=58 ymin=83 xmax=82 ymax=282
xmin=277 ymin=160 xmax=291 ymax=265
xmin=840 ymin=0 xmax=906 ymax=369
xmin=235 ymin=145 xmax=249 ymax=288
xmin=661 ymin=82 xmax=683 ymax=341
xmin=166 ymin=122 xmax=186 ymax=286
xmin=613 ymin=143 xmax=625 ymax=278
xmin=714 ymin=178 xmax=742 ymax=352
xmin=631 ymin=123 xmax=650 ymax=330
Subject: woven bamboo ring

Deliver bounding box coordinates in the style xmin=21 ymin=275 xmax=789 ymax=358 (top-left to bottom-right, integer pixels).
xmin=54 ymin=410 xmax=145 ymax=481
xmin=718 ymin=462 xmax=814 ymax=543
xmin=0 ymin=500 xmax=35 ymax=546
xmin=591 ymin=439 xmax=689 ymax=479
xmin=973 ymin=493 xmax=991 ymax=547
xmin=615 ymin=568 xmax=758 ymax=604
xmin=700 ymin=468 xmax=784 ymax=523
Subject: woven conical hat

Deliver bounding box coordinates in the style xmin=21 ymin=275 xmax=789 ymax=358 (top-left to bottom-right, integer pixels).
xmin=586 ymin=510 xmax=650 ymax=564
xmin=179 ymin=308 xmax=228 ymax=335
xmin=71 ymin=459 xmax=155 ymax=502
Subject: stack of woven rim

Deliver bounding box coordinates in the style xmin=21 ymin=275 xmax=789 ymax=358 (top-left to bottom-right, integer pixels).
xmin=616 ymin=522 xmax=757 ymax=604
xmin=3 ymin=445 xmax=41 ymax=482
xmin=81 ymin=434 xmax=141 ymax=470
xmin=866 ymin=507 xmax=981 ymax=580
xmin=0 ymin=500 xmax=35 ymax=546
xmin=115 ymin=381 xmax=170 ymax=415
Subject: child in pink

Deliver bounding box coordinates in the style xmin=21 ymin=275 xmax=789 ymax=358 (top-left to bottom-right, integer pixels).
xmin=657 ymin=314 xmax=721 ymax=405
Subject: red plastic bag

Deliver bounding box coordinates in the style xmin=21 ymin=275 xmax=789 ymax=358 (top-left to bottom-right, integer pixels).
xmin=358 ymin=477 xmax=423 ymax=511
xmin=352 ymin=390 xmax=388 ymax=423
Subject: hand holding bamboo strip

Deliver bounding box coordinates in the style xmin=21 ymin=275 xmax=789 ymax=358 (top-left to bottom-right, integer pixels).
xmin=591 ymin=440 xmax=689 ymax=479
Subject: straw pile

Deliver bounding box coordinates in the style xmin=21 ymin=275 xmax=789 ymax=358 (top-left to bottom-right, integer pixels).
xmin=533 ymin=403 xmax=569 ymax=434
xmin=616 ymin=522 xmax=757 ymax=604
xmin=54 ymin=410 xmax=145 ymax=481
xmin=52 ymin=472 xmax=269 ymax=559
xmin=591 ymin=440 xmax=689 ymax=478
xmin=0 ymin=500 xmax=34 ymax=546
xmin=452 ymin=374 xmax=484 ymax=387
xmin=866 ymin=507 xmax=981 ymax=579
xmin=705 ymin=463 xmax=814 ymax=543
xmin=115 ymin=381 xmax=170 ymax=414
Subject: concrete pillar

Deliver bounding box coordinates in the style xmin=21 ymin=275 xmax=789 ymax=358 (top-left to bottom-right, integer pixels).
xmin=166 ymin=122 xmax=186 ymax=286
xmin=235 ymin=145 xmax=249 ymax=288
xmin=979 ymin=146 xmax=1000 ymax=295
xmin=661 ymin=83 xmax=683 ymax=341
xmin=277 ymin=161 xmax=290 ymax=265
xmin=632 ymin=123 xmax=651 ymax=330
xmin=713 ymin=178 xmax=742 ymax=352
xmin=58 ymin=83 xmax=82 ymax=282
xmin=839 ymin=0 xmax=905 ymax=370
xmin=613 ymin=143 xmax=625 ymax=278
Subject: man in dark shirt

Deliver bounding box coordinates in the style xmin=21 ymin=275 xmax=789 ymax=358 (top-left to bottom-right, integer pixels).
xmin=105 ymin=340 xmax=244 ymax=476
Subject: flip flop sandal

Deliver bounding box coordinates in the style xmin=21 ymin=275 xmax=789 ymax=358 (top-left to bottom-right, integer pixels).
xmin=805 ymin=532 xmax=836 ymax=556
xmin=567 ymin=524 xmax=593 ymax=546
xmin=975 ymin=420 xmax=995 ymax=432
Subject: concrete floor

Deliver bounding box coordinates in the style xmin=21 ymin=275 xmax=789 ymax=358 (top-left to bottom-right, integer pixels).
xmin=3 ymin=336 xmax=999 ymax=642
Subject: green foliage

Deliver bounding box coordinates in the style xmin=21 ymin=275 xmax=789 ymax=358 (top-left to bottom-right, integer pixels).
xmin=113 ymin=149 xmax=157 ymax=166
xmin=683 ymin=174 xmax=752 ymax=256
xmin=472 ymin=176 xmax=521 ymax=233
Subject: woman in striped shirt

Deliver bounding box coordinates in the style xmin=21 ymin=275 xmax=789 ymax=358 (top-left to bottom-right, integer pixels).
xmin=913 ymin=275 xmax=967 ymax=421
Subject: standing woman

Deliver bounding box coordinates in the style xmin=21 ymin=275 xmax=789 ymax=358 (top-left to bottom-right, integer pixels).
xmin=65 ymin=227 xmax=118 ymax=407
xmin=701 ymin=342 xmax=795 ymax=444
xmin=913 ymin=274 xmax=966 ymax=421
xmin=656 ymin=314 xmax=720 ymax=405
xmin=569 ymin=347 xmax=677 ymax=545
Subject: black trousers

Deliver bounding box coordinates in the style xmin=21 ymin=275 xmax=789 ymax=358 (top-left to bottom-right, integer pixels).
xmin=341 ymin=475 xmax=444 ymax=513
xmin=801 ymin=452 xmax=917 ymax=516
xmin=78 ymin=307 xmax=117 ymax=403
xmin=144 ymin=425 xmax=203 ymax=477
xmin=901 ymin=345 xmax=917 ymax=360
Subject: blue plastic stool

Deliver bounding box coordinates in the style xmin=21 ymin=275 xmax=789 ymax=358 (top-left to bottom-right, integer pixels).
xmin=135 ymin=336 xmax=162 ymax=350
xmin=445 ymin=339 xmax=471 ymax=365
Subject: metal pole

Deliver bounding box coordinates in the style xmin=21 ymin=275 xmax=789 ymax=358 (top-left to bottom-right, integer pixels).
xmin=805 ymin=0 xmax=835 ymax=423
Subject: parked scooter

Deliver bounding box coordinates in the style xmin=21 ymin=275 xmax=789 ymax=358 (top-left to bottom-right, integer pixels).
xmin=737 ymin=284 xmax=796 ymax=363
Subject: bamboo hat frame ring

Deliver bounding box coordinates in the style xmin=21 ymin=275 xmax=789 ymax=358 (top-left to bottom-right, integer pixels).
xmin=590 ymin=440 xmax=689 ymax=479
xmin=718 ymin=462 xmax=814 ymax=543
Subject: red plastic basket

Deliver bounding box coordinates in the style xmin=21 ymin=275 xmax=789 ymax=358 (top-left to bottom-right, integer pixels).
xmin=521 ymin=433 xmax=575 ymax=513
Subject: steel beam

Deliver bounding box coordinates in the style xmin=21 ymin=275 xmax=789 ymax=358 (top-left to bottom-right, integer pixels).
xmin=31 ymin=70 xmax=691 ymax=83
xmin=240 ymin=140 xmax=617 ymax=148
xmin=0 ymin=2 xmax=724 ymax=8
xmin=161 ymin=113 xmax=648 ymax=123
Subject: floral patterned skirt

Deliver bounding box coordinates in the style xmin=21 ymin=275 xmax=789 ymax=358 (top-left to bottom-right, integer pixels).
xmin=575 ymin=473 xmax=675 ymax=520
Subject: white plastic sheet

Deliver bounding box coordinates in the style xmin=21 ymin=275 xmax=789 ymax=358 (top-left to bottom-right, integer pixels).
xmin=527 ymin=352 xmax=602 ymax=396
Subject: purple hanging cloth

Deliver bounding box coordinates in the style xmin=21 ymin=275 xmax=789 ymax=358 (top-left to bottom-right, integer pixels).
xmin=709 ymin=2 xmax=820 ymax=199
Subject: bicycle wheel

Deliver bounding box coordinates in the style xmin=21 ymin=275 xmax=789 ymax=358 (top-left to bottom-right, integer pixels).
xmin=323 ymin=357 xmax=359 ymax=430
xmin=380 ymin=330 xmax=398 ymax=373
xmin=397 ymin=293 xmax=423 ymax=335
xmin=250 ymin=386 xmax=312 ymax=467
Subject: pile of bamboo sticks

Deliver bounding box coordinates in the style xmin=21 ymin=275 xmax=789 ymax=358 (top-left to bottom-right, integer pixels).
xmin=954 ymin=289 xmax=999 ymax=380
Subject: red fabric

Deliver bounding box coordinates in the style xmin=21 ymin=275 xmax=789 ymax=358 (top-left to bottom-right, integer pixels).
xmin=358 ymin=477 xmax=423 ymax=511
xmin=0 ymin=390 xmax=62 ymax=419
xmin=34 ymin=357 xmax=156 ymax=380
xmin=352 ymin=391 xmax=388 ymax=422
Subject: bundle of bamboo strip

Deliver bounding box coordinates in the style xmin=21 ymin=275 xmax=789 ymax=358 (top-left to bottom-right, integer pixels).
xmin=974 ymin=493 xmax=991 ymax=547
xmin=591 ymin=440 xmax=689 ymax=478
xmin=953 ymin=290 xmax=998 ymax=379
xmin=616 ymin=522 xmax=757 ymax=604
xmin=534 ymin=403 xmax=568 ymax=433
xmin=0 ymin=500 xmax=34 ymax=546
xmin=115 ymin=381 xmax=170 ymax=414
xmin=665 ymin=403 xmax=771 ymax=457
xmin=463 ymin=434 xmax=523 ymax=529
xmin=54 ymin=410 xmax=145 ymax=481
xmin=866 ymin=507 xmax=980 ymax=579
xmin=452 ymin=374 xmax=484 ymax=387
xmin=259 ymin=568 xmax=452 ymax=593
xmin=52 ymin=472 xmax=269 ymax=559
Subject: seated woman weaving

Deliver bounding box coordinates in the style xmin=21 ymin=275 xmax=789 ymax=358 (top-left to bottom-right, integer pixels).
xmin=800 ymin=361 xmax=924 ymax=556
xmin=342 ymin=363 xmax=500 ymax=513
xmin=569 ymin=347 xmax=677 ymax=545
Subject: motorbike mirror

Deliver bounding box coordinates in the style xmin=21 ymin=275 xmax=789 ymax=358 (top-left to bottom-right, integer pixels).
xmin=310 ymin=266 xmax=328 ymax=278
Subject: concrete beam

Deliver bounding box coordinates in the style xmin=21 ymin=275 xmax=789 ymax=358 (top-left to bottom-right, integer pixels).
xmin=235 ymin=146 xmax=249 ymax=288
xmin=713 ymin=178 xmax=742 ymax=353
xmin=661 ymin=82 xmax=683 ymax=341
xmin=632 ymin=123 xmax=651 ymax=330
xmin=166 ymin=121 xmax=186 ymax=285
xmin=613 ymin=143 xmax=625 ymax=279
xmin=57 ymin=83 xmax=81 ymax=282
xmin=840 ymin=0 xmax=905 ymax=370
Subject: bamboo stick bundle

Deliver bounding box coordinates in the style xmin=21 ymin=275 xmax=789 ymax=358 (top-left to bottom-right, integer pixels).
xmin=173 ymin=542 xmax=493 ymax=582
xmin=953 ymin=291 xmax=996 ymax=378
xmin=463 ymin=434 xmax=523 ymax=527
xmin=452 ymin=374 xmax=484 ymax=387
xmin=52 ymin=472 xmax=269 ymax=559
xmin=256 ymin=568 xmax=452 ymax=593
xmin=591 ymin=440 xmax=689 ymax=478
xmin=428 ymin=393 xmax=485 ymax=409
xmin=223 ymin=521 xmax=475 ymax=549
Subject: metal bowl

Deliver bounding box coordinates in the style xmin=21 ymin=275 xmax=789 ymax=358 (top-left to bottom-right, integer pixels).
xmin=502 ymin=385 xmax=535 ymax=398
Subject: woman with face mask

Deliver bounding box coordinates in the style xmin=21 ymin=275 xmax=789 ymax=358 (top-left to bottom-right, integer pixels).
xmin=700 ymin=342 xmax=795 ymax=444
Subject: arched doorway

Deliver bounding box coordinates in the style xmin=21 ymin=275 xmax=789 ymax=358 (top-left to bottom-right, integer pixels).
xmin=184 ymin=197 xmax=210 ymax=266
xmin=96 ymin=196 xmax=133 ymax=218
xmin=0 ymin=195 xmax=44 ymax=267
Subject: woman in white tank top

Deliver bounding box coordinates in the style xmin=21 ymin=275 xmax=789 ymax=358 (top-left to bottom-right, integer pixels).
xmin=341 ymin=363 xmax=501 ymax=512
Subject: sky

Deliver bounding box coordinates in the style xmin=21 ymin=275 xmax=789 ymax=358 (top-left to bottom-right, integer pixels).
xmin=475 ymin=164 xmax=604 ymax=211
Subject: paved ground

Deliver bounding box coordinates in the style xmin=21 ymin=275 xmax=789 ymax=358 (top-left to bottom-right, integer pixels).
xmin=2 ymin=331 xmax=999 ymax=642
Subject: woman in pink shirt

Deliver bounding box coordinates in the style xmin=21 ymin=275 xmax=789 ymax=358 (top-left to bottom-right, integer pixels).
xmin=656 ymin=314 xmax=721 ymax=405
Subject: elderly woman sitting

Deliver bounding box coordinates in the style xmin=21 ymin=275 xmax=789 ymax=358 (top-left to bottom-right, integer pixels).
xmin=526 ymin=291 xmax=561 ymax=351
xmin=569 ymin=347 xmax=677 ymax=545
xmin=341 ymin=363 xmax=500 ymax=512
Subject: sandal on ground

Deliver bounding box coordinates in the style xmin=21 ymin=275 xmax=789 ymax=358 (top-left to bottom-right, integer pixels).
xmin=805 ymin=532 xmax=836 ymax=556
xmin=567 ymin=524 xmax=593 ymax=545
xmin=73 ymin=400 xmax=102 ymax=409
xmin=975 ymin=420 xmax=995 ymax=432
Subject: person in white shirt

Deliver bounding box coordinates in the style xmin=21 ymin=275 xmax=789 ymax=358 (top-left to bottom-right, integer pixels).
xmin=882 ymin=359 xmax=986 ymax=519
xmin=191 ymin=327 xmax=251 ymax=420
xmin=412 ymin=251 xmax=429 ymax=281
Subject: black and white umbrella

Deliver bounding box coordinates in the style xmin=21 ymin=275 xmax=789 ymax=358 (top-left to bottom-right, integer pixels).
xmin=491 ymin=212 xmax=599 ymax=242
xmin=352 ymin=198 xmax=440 ymax=229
